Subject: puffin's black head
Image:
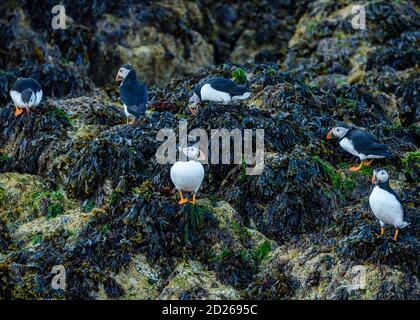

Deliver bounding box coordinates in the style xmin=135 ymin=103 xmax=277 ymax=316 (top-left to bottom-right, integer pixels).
xmin=21 ymin=89 xmax=35 ymax=106
xmin=116 ymin=64 xmax=133 ymax=82
xmin=372 ymin=168 xmax=389 ymax=185
xmin=180 ymin=145 xmax=206 ymax=161
xmin=188 ymin=87 xmax=201 ymax=109
xmin=326 ymin=122 xmax=351 ymax=140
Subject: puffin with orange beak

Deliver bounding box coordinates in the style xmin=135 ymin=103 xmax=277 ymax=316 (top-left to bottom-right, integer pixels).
xmin=115 ymin=64 xmax=148 ymax=124
xmin=326 ymin=123 xmax=392 ymax=171
xmin=369 ymin=168 xmax=409 ymax=241
xmin=9 ymin=77 xmax=42 ymax=117
xmin=170 ymin=145 xmax=206 ymax=205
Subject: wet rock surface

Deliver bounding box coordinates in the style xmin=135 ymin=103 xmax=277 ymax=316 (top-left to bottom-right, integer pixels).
xmin=0 ymin=0 xmax=419 ymax=300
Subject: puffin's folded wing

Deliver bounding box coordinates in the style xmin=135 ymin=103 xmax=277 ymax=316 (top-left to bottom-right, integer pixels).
xmin=207 ymin=77 xmax=249 ymax=96
xmin=350 ymin=130 xmax=391 ymax=157
xmin=364 ymin=142 xmax=392 ymax=158
xmin=120 ymin=82 xmax=148 ymax=107
xmin=350 ymin=128 xmax=380 ymax=142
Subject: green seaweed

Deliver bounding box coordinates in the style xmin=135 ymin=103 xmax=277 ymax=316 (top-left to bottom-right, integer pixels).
xmin=82 ymin=200 xmax=96 ymax=213
xmin=47 ymin=203 xmax=64 ymax=219
xmin=232 ymin=68 xmax=247 ymax=84
xmin=31 ymin=233 xmax=43 ymax=245
xmin=52 ymin=107 xmax=71 ymax=125
xmin=402 ymin=151 xmax=420 ymax=182
xmin=0 ymin=153 xmax=10 ymax=164
xmin=313 ymin=156 xmax=356 ymax=191
xmin=212 ymin=249 xmax=232 ymax=263
xmin=336 ymin=97 xmax=357 ymax=109
xmin=252 ymin=240 xmax=272 ymax=263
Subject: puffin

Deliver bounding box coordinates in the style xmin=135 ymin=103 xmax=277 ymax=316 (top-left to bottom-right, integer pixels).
xmin=170 ymin=146 xmax=206 ymax=204
xmin=369 ymin=168 xmax=409 ymax=241
xmin=10 ymin=77 xmax=43 ymax=117
xmin=115 ymin=64 xmax=148 ymax=124
xmin=326 ymin=123 xmax=392 ymax=171
xmin=188 ymin=77 xmax=251 ymax=115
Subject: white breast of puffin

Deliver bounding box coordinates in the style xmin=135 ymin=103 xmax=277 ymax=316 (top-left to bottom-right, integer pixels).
xmin=170 ymin=160 xmax=204 ymax=193
xmin=369 ymin=186 xmax=404 ymax=227
xmin=123 ymin=104 xmax=134 ymax=118
xmin=200 ymin=84 xmax=231 ymax=103
xmin=34 ymin=90 xmax=43 ymax=106
xmin=339 ymin=138 xmax=365 ymax=159
xmin=10 ymin=90 xmax=24 ymax=107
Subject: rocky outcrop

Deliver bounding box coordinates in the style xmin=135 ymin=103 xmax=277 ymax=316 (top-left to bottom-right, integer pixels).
xmin=1 ymin=59 xmax=418 ymax=299
xmin=0 ymin=0 xmax=307 ymax=101
xmin=286 ymin=1 xmax=420 ymax=126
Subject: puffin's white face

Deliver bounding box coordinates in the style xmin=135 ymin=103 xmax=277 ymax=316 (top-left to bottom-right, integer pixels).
xmin=327 ymin=126 xmax=349 ymax=139
xmin=29 ymin=92 xmax=36 ymax=106
xmin=372 ymin=169 xmax=389 ymax=184
xmin=181 ymin=146 xmax=206 ymax=161
xmin=116 ymin=67 xmax=131 ymax=82
xmin=188 ymin=92 xmax=201 ymax=107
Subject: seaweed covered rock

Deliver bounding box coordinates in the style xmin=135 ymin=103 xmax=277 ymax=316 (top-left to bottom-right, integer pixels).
xmin=159 ymin=261 xmax=240 ymax=300
xmin=0 ymin=218 xmax=11 ymax=252
xmin=0 ymin=0 xmax=309 ymax=101
xmin=246 ymin=256 xmax=295 ymax=299
xmin=338 ymin=224 xmax=419 ymax=275
xmin=0 ymin=175 xmax=277 ymax=299
xmin=95 ymin=253 xmax=161 ymax=300
xmin=286 ymin=0 xmax=420 ymax=130
xmin=1 ymin=63 xmax=418 ymax=297
xmin=0 ymin=104 xmax=70 ymax=174
xmin=0 ymin=8 xmax=94 ymax=105
xmin=253 ymin=233 xmax=419 ymax=300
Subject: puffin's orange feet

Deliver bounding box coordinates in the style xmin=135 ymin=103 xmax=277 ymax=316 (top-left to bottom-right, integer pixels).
xmin=349 ymin=163 xmax=362 ymax=172
xmin=349 ymin=160 xmax=373 ymax=172
xmin=188 ymin=106 xmax=198 ymax=116
xmin=392 ymin=229 xmax=399 ymax=241
xmin=373 ymin=227 xmax=384 ymax=238
xmin=189 ymin=194 xmax=196 ymax=205
xmin=15 ymin=106 xmax=23 ymax=117
xmin=364 ymin=159 xmax=373 ymax=166
xmin=178 ymin=198 xmax=188 ymax=205
xmin=178 ymin=192 xmax=188 ymax=205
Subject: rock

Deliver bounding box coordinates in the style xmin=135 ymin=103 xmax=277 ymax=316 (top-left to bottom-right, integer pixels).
xmin=231 ymin=30 xmax=274 ymax=64
xmin=96 ymin=254 xmax=161 ymax=300
xmin=159 ymin=261 xmax=240 ymax=300
xmin=116 ymin=27 xmax=214 ymax=86
xmin=0 ymin=218 xmax=11 ymax=252
xmin=256 ymin=237 xmax=420 ymax=300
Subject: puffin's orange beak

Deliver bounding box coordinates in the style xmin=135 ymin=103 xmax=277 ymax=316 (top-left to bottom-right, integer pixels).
xmin=115 ymin=73 xmax=121 ymax=82
xmin=326 ymin=129 xmax=333 ymax=140
xmin=371 ymin=175 xmax=376 ymax=185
